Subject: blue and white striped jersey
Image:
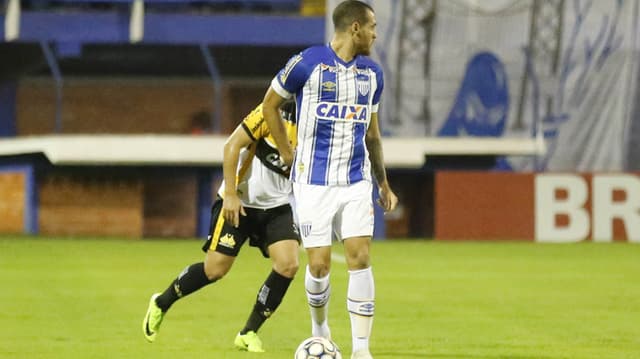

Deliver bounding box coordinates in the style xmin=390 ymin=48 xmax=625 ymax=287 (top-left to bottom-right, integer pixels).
xmin=270 ymin=44 xmax=384 ymax=186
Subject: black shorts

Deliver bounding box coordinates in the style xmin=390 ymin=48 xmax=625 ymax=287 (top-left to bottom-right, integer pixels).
xmin=201 ymin=198 xmax=299 ymax=258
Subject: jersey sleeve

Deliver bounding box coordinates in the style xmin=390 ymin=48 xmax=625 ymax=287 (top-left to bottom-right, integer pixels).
xmin=270 ymin=52 xmax=312 ymax=99
xmin=240 ymin=104 xmax=269 ymax=141
xmin=371 ymin=66 xmax=384 ymax=113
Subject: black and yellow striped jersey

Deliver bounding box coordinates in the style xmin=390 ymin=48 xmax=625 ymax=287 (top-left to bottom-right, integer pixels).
xmin=217 ymin=103 xmax=297 ymax=209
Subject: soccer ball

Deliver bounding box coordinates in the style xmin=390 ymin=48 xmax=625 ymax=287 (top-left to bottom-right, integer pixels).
xmin=294 ymin=336 xmax=342 ymax=359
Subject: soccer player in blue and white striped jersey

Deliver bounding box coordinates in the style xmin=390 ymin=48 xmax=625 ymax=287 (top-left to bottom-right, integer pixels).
xmin=262 ymin=2 xmax=398 ymax=358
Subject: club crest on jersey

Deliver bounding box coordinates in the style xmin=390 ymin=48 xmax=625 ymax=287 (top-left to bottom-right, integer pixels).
xmin=357 ymin=80 xmax=370 ymax=96
xmin=315 ymin=102 xmax=368 ymax=123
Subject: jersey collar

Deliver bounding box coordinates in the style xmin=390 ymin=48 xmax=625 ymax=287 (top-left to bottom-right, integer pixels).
xmin=327 ymin=43 xmax=358 ymax=68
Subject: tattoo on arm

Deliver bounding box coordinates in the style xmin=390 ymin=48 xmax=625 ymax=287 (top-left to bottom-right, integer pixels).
xmin=367 ymin=136 xmax=387 ymax=185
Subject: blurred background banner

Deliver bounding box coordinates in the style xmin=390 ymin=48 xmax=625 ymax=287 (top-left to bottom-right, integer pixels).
xmin=328 ymin=0 xmax=640 ymax=172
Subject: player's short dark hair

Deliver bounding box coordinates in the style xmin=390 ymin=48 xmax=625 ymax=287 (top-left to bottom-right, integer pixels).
xmin=332 ymin=0 xmax=375 ymax=32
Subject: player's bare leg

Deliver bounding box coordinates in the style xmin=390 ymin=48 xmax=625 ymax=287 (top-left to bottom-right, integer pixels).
xmin=305 ymin=245 xmax=333 ymax=339
xmin=270 ymin=239 xmax=300 ymax=278
xmin=344 ymin=236 xmax=374 ymax=358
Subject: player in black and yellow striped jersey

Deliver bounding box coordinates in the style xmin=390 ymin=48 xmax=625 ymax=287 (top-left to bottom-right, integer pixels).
xmin=143 ymin=102 xmax=299 ymax=353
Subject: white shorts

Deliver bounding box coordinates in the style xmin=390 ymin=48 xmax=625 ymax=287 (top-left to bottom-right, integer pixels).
xmin=292 ymin=180 xmax=374 ymax=248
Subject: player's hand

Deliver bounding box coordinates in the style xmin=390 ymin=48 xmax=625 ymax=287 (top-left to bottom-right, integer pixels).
xmin=280 ymin=147 xmax=294 ymax=167
xmin=222 ymin=192 xmax=246 ymax=228
xmin=281 ymin=152 xmax=293 ymax=168
xmin=376 ymin=184 xmax=398 ymax=213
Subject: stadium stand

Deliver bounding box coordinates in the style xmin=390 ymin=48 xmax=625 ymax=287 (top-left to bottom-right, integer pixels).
xmin=0 ymin=0 xmax=543 ymax=239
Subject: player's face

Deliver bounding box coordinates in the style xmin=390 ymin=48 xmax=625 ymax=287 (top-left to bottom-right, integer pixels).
xmin=354 ymin=10 xmax=377 ymax=56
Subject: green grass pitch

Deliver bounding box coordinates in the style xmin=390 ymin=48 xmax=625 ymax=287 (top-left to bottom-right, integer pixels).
xmin=1 ymin=237 xmax=639 ymax=358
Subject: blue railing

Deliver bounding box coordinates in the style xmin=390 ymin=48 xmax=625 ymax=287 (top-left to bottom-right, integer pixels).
xmin=3 ymin=0 xmax=323 ymax=46
xmin=8 ymin=12 xmax=323 ymax=45
xmin=25 ymin=0 xmax=301 ymax=10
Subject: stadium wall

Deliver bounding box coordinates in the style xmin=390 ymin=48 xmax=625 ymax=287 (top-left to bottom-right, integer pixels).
xmin=32 ymin=168 xmax=217 ymax=238
xmin=38 ymin=173 xmax=145 ymax=237
xmin=384 ymin=171 xmax=434 ymax=238
xmin=142 ymin=173 xmax=198 ymax=237
xmin=15 ymin=78 xmax=268 ymax=135
xmin=13 ymin=165 xmax=640 ymax=242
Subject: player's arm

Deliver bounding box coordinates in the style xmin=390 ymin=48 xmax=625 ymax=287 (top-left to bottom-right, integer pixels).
xmin=263 ymin=88 xmax=293 ymax=166
xmin=366 ymin=112 xmax=398 ymax=213
xmin=222 ymin=124 xmax=254 ymax=227
xmin=265 ymin=51 xmax=310 ymax=166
